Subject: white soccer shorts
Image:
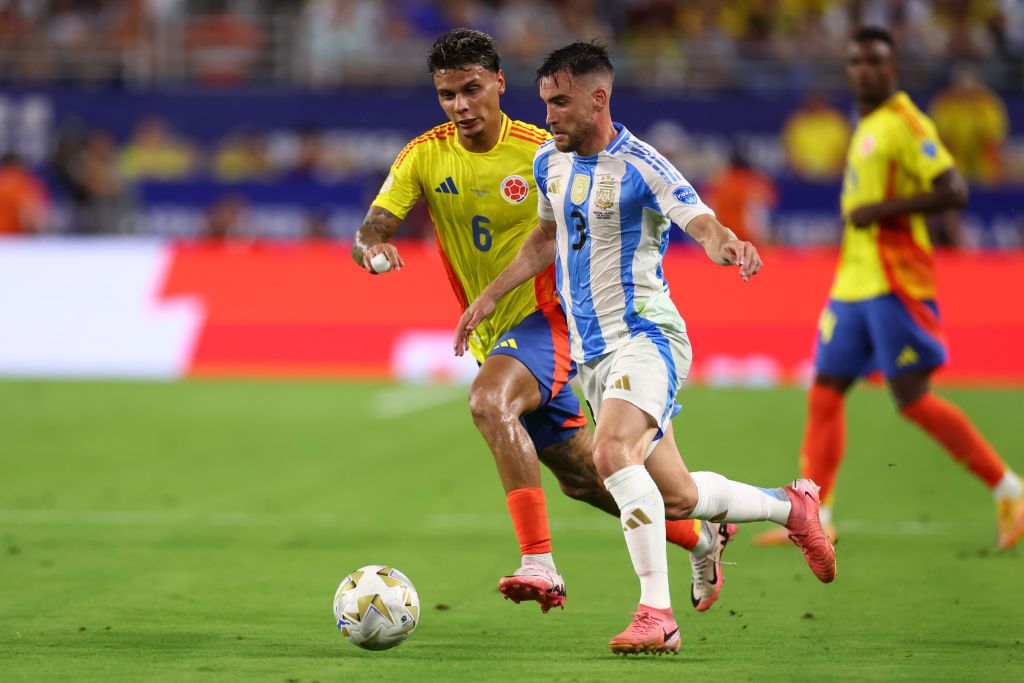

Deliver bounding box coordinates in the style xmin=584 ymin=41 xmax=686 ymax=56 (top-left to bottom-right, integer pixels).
xmin=577 ymin=326 xmax=692 ymax=450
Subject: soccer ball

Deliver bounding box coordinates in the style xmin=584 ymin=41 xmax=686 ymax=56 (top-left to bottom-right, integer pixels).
xmin=333 ymin=565 xmax=420 ymax=651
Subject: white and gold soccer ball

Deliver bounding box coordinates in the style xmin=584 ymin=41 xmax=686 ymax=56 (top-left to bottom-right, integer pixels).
xmin=333 ymin=565 xmax=420 ymax=651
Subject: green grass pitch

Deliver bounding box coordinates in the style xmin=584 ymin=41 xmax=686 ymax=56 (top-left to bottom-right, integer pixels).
xmin=2 ymin=380 xmax=1022 ymax=681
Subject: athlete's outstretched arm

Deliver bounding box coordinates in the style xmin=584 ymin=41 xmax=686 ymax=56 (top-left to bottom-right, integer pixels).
xmin=847 ymin=168 xmax=969 ymax=228
xmin=453 ymin=218 xmax=557 ymax=356
xmin=684 ymin=214 xmax=764 ymax=281
xmin=351 ymin=205 xmax=406 ymax=273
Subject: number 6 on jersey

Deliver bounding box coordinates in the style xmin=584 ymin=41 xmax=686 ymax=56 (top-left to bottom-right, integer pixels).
xmin=472 ymin=215 xmax=492 ymax=252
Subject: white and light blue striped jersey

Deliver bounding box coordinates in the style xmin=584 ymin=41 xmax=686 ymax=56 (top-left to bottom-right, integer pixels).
xmin=534 ymin=123 xmax=714 ymax=362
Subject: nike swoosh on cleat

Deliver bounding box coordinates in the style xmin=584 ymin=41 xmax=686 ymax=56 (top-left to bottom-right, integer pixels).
xmin=664 ymin=628 xmax=679 ymax=641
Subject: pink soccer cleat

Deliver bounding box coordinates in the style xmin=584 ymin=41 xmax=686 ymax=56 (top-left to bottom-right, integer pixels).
xmin=608 ymin=605 xmax=681 ymax=655
xmin=690 ymin=522 xmax=737 ymax=612
xmin=784 ymin=478 xmax=837 ymax=583
xmin=754 ymin=521 xmax=838 ymax=546
xmin=498 ymin=559 xmax=566 ymax=613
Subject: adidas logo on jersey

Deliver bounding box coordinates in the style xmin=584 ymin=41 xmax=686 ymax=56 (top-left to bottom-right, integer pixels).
xmin=434 ymin=177 xmax=459 ymax=194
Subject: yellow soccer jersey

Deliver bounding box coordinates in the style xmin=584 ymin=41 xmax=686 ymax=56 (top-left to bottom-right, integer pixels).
xmin=371 ymin=114 xmax=556 ymax=362
xmin=833 ymin=92 xmax=955 ymax=302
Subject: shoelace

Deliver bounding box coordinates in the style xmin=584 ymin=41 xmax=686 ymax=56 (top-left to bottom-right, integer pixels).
xmin=627 ymin=611 xmax=658 ymax=634
xmin=512 ymin=562 xmax=554 ymax=580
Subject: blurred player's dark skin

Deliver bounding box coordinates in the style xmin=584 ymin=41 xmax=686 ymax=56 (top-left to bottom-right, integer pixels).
xmin=757 ymin=28 xmax=1022 ymax=551
xmin=821 ymin=36 xmax=967 ymax=410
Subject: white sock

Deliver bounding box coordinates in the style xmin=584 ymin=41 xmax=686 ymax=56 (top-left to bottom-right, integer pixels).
xmin=522 ymin=552 xmax=556 ymax=572
xmin=993 ymin=471 xmax=1023 ymax=499
xmin=691 ymin=521 xmax=715 ymax=557
xmin=605 ymin=465 xmax=670 ymax=609
xmin=690 ymin=471 xmax=792 ymax=525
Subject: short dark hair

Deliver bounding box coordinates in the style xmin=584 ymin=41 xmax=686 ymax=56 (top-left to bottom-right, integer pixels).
xmin=852 ymin=26 xmax=896 ymax=50
xmin=536 ymin=40 xmax=614 ymax=83
xmin=427 ymin=28 xmax=500 ymax=74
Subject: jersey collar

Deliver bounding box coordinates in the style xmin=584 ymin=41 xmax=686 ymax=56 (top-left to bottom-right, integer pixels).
xmin=606 ymin=122 xmax=631 ymax=154
xmin=498 ymin=112 xmax=511 ymax=143
xmin=572 ymin=122 xmax=631 ymax=162
xmin=863 ymin=91 xmax=908 ymax=121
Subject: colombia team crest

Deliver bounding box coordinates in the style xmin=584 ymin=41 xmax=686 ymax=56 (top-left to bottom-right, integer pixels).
xmin=500 ymin=175 xmax=530 ymax=204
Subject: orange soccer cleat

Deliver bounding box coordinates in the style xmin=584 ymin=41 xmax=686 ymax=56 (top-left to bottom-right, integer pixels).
xmin=754 ymin=519 xmax=838 ymax=546
xmin=608 ymin=605 xmax=681 ymax=656
xmin=783 ymin=478 xmax=837 ymax=583
xmin=996 ymin=493 xmax=1024 ymax=550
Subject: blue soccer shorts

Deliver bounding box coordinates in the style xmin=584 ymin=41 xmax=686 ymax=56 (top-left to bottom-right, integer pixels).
xmin=488 ymin=304 xmax=587 ymax=452
xmin=814 ymin=293 xmax=947 ymax=380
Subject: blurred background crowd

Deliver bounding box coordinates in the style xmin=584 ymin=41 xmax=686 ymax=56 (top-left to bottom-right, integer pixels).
xmin=0 ymin=0 xmax=1021 ymax=245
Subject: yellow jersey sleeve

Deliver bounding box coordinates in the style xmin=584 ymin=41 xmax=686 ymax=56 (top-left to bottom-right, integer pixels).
xmin=370 ymin=135 xmax=428 ymax=220
xmin=895 ymin=111 xmax=954 ymax=187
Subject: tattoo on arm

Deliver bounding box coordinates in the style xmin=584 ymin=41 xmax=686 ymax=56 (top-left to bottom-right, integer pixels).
xmin=352 ymin=206 xmax=402 ymax=265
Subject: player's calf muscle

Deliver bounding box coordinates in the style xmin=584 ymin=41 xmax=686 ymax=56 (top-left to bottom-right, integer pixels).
xmin=540 ymin=436 xmax=618 ymax=514
xmin=662 ymin=489 xmax=699 ymax=520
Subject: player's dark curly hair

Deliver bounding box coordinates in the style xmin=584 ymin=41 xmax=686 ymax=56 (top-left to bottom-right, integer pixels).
xmin=536 ymin=40 xmax=614 ymax=83
xmin=852 ymin=26 xmax=896 ymax=50
xmin=427 ymin=28 xmax=500 ymax=74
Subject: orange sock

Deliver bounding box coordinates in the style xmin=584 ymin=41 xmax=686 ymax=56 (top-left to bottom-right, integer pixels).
xmin=800 ymin=383 xmax=846 ymax=503
xmin=506 ymin=488 xmax=552 ymax=555
xmin=665 ymin=519 xmax=701 ymax=550
xmin=901 ymin=393 xmax=1006 ymax=488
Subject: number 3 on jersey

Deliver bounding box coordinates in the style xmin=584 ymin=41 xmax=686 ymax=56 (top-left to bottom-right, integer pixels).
xmin=472 ymin=215 xmax=492 ymax=252
xmin=571 ymin=210 xmax=587 ymax=250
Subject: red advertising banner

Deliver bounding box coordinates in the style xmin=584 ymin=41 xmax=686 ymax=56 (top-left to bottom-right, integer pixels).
xmin=159 ymin=242 xmax=1024 ymax=385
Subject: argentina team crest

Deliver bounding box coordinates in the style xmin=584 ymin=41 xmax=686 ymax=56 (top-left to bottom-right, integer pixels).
xmin=500 ymin=175 xmax=530 ymax=204
xmin=595 ymin=176 xmax=617 ymax=210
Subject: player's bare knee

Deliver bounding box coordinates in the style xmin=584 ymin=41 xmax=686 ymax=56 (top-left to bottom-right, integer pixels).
xmin=468 ymin=384 xmax=513 ymax=426
xmin=592 ymin=437 xmax=631 ymax=479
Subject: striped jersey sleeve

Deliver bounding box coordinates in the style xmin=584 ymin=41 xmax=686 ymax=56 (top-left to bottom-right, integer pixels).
xmin=622 ymin=139 xmax=715 ymax=230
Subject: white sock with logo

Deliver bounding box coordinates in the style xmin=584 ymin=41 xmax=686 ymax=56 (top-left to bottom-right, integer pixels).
xmin=690 ymin=471 xmax=792 ymax=525
xmin=604 ymin=464 xmax=670 ymax=609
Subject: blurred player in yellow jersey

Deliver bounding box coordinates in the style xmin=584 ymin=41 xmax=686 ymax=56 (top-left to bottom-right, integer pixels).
xmin=351 ymin=29 xmax=730 ymax=612
xmin=757 ymin=26 xmax=1024 ymax=550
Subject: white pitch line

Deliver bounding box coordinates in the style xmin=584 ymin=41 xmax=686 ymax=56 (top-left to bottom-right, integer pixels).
xmin=0 ymin=508 xmax=991 ymax=537
xmin=372 ymin=384 xmax=466 ymax=419
xmin=0 ymin=508 xmax=341 ymax=528
xmin=423 ymin=514 xmax=981 ymax=536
